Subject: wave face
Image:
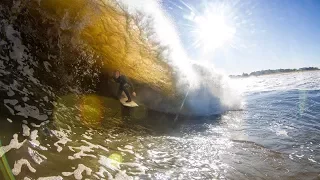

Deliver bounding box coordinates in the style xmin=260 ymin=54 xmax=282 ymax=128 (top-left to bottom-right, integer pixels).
xmin=0 ymin=0 xmax=241 ymax=116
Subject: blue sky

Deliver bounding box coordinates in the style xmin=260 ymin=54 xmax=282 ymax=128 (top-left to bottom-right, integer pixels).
xmin=161 ymin=0 xmax=320 ymax=75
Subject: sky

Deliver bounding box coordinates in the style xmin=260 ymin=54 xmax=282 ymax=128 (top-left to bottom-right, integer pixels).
xmin=161 ymin=0 xmax=320 ymax=75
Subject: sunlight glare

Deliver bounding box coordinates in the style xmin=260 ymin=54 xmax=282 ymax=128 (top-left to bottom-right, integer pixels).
xmin=193 ymin=13 xmax=236 ymax=52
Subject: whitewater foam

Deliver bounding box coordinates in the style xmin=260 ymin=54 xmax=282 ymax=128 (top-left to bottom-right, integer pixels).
xmin=118 ymin=147 xmax=134 ymax=154
xmin=62 ymin=164 xmax=92 ymax=180
xmin=82 ymin=134 xmax=92 ymax=140
xmin=30 ymin=121 xmax=49 ymax=128
xmin=37 ymin=176 xmax=63 ymax=180
xmin=96 ymin=166 xmax=113 ymax=179
xmin=7 ymin=118 xmax=13 ymax=123
xmin=14 ymin=103 xmax=48 ymax=120
xmin=30 ymin=130 xmax=48 ymax=150
xmin=51 ymin=129 xmax=72 ymax=152
xmin=99 ymin=155 xmax=120 ymax=171
xmin=12 ymin=158 xmax=36 ymax=175
xmin=22 ymin=124 xmax=31 ymax=136
xmin=68 ymin=140 xmax=109 ymax=160
xmin=0 ymin=134 xmax=26 ymax=158
xmin=28 ymin=147 xmax=47 ymax=164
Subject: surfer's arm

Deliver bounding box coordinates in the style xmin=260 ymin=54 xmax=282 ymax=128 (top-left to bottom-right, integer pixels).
xmin=123 ymin=76 xmax=136 ymax=94
xmin=126 ymin=77 xmax=135 ymax=91
xmin=112 ymin=76 xmax=117 ymax=82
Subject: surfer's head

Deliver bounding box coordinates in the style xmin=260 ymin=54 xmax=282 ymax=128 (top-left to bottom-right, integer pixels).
xmin=114 ymin=70 xmax=120 ymax=78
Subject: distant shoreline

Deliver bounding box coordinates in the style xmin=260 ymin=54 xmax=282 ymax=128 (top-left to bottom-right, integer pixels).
xmin=229 ymin=67 xmax=320 ymax=78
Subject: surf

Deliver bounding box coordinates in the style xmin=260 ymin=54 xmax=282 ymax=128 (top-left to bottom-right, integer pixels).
xmin=0 ymin=0 xmax=241 ymax=120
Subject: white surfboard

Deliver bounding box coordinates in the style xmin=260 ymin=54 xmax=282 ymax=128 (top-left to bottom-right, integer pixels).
xmin=120 ymin=97 xmax=139 ymax=107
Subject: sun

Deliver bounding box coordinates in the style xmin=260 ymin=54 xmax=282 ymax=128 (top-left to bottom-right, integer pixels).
xmin=188 ymin=5 xmax=236 ymax=53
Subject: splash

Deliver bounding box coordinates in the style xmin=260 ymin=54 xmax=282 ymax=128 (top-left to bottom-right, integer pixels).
xmin=186 ymin=62 xmax=242 ymax=115
xmin=119 ymin=0 xmax=242 ymax=115
xmin=119 ymin=0 xmax=197 ymax=86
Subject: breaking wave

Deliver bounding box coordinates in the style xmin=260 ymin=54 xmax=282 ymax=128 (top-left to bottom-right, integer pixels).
xmin=0 ymin=0 xmax=241 ymax=120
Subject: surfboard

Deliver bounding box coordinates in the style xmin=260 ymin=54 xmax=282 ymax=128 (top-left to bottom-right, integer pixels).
xmin=119 ymin=97 xmax=139 ymax=107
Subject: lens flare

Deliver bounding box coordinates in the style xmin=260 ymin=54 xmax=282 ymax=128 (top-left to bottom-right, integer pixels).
xmin=53 ymin=94 xmax=107 ymax=128
xmin=299 ymin=90 xmax=307 ymax=115
xmin=79 ymin=95 xmax=104 ymax=127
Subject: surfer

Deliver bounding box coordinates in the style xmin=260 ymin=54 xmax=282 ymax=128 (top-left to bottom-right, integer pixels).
xmin=112 ymin=70 xmax=136 ymax=102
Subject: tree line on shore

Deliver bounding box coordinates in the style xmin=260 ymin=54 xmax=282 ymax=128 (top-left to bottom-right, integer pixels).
xmin=230 ymin=67 xmax=319 ymax=78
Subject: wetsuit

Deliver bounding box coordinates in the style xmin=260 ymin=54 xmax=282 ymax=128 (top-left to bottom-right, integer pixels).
xmin=113 ymin=75 xmax=134 ymax=101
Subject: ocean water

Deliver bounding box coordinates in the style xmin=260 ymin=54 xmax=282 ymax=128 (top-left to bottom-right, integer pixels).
xmin=1 ymin=0 xmax=320 ymax=179
xmin=0 ymin=71 xmax=319 ymax=180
